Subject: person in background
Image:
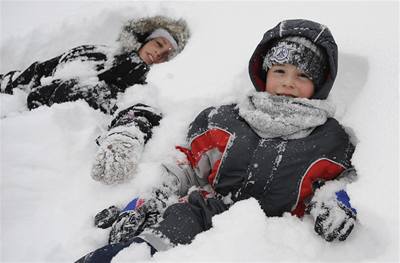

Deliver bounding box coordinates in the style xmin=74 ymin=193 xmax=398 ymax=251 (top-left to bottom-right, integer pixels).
xmin=1 ymin=15 xmax=190 ymax=185
xmin=77 ymin=19 xmax=358 ymax=262
xmin=0 ymin=15 xmax=189 ymax=114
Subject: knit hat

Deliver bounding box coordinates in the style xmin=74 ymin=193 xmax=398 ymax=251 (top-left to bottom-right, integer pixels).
xmin=145 ymin=28 xmax=179 ymax=51
xmin=263 ymin=36 xmax=328 ymax=88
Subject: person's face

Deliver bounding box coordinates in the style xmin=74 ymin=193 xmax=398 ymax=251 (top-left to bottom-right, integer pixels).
xmin=265 ymin=64 xmax=315 ymax=99
xmin=138 ymin=37 xmax=175 ymax=65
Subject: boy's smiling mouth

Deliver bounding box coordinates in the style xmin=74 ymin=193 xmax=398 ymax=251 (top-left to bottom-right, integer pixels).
xmin=276 ymin=93 xmax=296 ymax=98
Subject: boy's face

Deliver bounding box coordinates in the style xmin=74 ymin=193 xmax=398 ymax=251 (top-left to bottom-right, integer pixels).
xmin=265 ymin=64 xmax=315 ymax=99
xmin=138 ymin=37 xmax=175 ymax=65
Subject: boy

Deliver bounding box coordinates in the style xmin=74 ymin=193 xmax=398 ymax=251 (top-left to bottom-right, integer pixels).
xmin=77 ymin=19 xmax=357 ymax=262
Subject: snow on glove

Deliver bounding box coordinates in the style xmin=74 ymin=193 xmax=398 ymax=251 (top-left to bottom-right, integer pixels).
xmin=309 ymin=189 xmax=357 ymax=242
xmin=91 ymin=125 xmax=144 ymax=185
xmin=94 ymin=206 xmax=121 ymax=229
xmin=108 ymin=196 xmax=165 ymax=244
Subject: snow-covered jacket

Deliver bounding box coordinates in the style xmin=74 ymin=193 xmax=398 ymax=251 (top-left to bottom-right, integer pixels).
xmin=0 ymin=15 xmax=190 ymax=115
xmin=166 ymin=19 xmax=353 ymax=217
xmin=3 ymin=45 xmax=150 ymax=114
xmin=173 ymin=104 xmax=355 ymax=217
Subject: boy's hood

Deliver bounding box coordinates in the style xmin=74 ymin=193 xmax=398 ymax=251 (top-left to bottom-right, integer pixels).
xmin=248 ymin=19 xmax=338 ymax=99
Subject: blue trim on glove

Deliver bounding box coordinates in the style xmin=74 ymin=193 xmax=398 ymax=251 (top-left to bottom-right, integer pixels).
xmin=335 ymin=190 xmax=357 ymax=214
xmin=122 ymin=197 xmax=139 ymax=212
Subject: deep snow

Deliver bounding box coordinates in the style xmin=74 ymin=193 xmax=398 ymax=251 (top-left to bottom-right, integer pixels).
xmin=0 ymin=1 xmax=399 ymax=262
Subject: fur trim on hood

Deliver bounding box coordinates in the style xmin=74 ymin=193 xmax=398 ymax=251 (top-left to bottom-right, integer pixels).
xmin=117 ymin=15 xmax=190 ymax=60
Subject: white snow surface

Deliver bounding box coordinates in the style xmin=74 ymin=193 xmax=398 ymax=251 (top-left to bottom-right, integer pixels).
xmin=1 ymin=1 xmax=398 ymax=262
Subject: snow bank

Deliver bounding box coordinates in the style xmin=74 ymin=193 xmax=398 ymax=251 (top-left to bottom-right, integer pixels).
xmin=1 ymin=1 xmax=398 ymax=262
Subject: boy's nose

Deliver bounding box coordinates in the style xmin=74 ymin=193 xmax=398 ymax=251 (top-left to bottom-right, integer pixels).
xmin=282 ymin=76 xmax=295 ymax=88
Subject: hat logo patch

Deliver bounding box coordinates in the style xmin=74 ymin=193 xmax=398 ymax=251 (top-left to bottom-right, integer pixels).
xmin=271 ymin=46 xmax=290 ymax=63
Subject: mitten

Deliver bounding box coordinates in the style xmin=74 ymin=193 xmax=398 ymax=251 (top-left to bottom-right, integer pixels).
xmin=309 ymin=189 xmax=357 ymax=242
xmin=91 ymin=125 xmax=144 ymax=185
xmin=94 ymin=206 xmax=121 ymax=229
xmin=108 ymin=196 xmax=164 ymax=244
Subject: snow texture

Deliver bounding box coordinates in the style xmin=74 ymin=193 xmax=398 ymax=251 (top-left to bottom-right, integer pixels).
xmin=1 ymin=1 xmax=398 ymax=262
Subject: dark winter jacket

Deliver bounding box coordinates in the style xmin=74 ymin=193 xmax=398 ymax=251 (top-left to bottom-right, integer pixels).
xmin=1 ymin=45 xmax=149 ymax=114
xmin=176 ymin=104 xmax=354 ymax=217
xmin=168 ymin=19 xmax=350 ymax=217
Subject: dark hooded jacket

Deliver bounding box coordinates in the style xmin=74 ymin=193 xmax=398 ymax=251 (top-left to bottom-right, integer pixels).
xmin=167 ymin=19 xmax=354 ymax=220
xmin=109 ymin=20 xmax=356 ymax=249
xmin=2 ymin=45 xmax=149 ymax=114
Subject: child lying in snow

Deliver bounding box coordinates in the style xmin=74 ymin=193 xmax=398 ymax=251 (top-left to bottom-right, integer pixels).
xmin=77 ymin=19 xmax=358 ymax=262
xmin=1 ymin=16 xmax=189 ymax=114
xmin=1 ymin=16 xmax=191 ymax=185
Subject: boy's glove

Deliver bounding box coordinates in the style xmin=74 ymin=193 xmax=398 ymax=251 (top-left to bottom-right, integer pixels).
xmin=309 ymin=190 xmax=357 ymax=242
xmin=107 ymin=192 xmax=170 ymax=244
xmin=94 ymin=206 xmax=121 ymax=229
xmin=91 ymin=126 xmax=144 ymax=185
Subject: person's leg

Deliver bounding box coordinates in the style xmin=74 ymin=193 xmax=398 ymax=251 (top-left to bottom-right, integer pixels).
xmin=75 ymin=191 xmax=228 ymax=262
xmin=143 ymin=190 xmax=228 ymax=246
xmin=75 ymin=237 xmax=156 ymax=263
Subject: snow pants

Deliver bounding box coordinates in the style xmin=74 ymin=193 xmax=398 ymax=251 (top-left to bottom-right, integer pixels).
xmin=76 ymin=191 xmax=228 ymax=262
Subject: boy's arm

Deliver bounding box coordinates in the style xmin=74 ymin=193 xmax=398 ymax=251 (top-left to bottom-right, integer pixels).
xmin=165 ymin=106 xmax=228 ymax=196
xmin=91 ymin=103 xmax=162 ymax=185
xmin=1 ymin=55 xmax=61 ymax=94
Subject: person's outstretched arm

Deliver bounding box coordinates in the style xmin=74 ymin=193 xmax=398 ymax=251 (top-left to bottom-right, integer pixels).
xmin=91 ymin=103 xmax=162 ymax=184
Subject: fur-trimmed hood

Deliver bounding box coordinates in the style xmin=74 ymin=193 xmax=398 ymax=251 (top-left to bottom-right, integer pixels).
xmin=117 ymin=15 xmax=190 ymax=60
xmin=248 ymin=19 xmax=338 ymax=99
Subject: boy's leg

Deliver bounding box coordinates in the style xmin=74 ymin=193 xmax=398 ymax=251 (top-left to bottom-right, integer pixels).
xmin=142 ymin=190 xmax=228 ymax=246
xmin=75 ymin=237 xmax=156 ymax=263
xmin=75 ymin=191 xmax=228 ymax=262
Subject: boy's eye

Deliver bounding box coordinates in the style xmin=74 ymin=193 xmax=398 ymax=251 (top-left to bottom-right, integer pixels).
xmin=299 ymin=73 xmax=311 ymax=79
xmin=273 ymin=69 xmax=285 ymax=74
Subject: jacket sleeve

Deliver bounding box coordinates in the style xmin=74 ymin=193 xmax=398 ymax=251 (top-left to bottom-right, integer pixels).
xmin=169 ymin=107 xmax=232 ymax=194
xmin=103 ymin=103 xmax=162 ymax=144
xmin=1 ymin=55 xmax=61 ymax=94
xmin=0 ymin=70 xmax=20 ymax=94
xmin=98 ymin=52 xmax=149 ymax=91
